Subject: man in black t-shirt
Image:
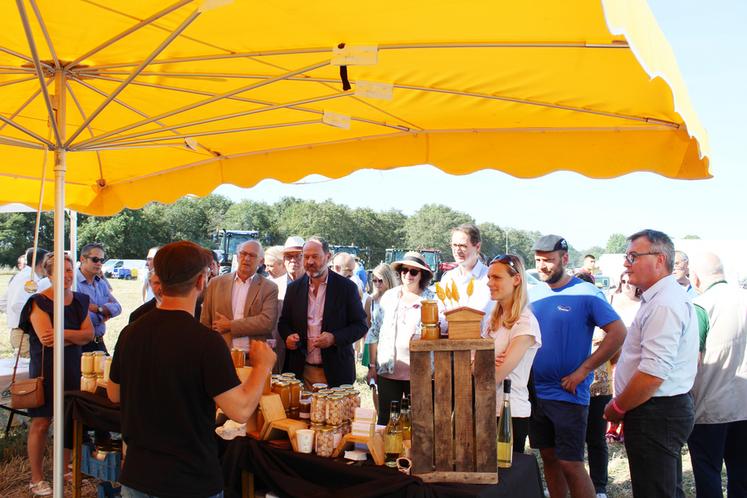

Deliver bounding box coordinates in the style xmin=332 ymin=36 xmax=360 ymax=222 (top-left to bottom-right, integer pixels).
xmin=108 ymin=241 xmax=275 ymax=498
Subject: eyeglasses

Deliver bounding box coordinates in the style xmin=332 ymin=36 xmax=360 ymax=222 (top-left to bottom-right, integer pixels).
xmin=400 ymin=267 xmax=420 ymax=277
xmin=85 ymin=256 xmax=105 ymax=264
xmin=624 ymin=252 xmax=661 ymax=264
xmin=238 ymin=251 xmax=257 ymax=259
xmin=372 ymin=278 xmax=384 ymax=284
xmin=490 ymin=254 xmax=518 ymax=271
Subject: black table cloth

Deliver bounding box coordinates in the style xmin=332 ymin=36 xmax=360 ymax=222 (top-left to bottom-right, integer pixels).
xmin=222 ymin=436 xmax=543 ymax=498
xmin=63 ymin=390 xmax=121 ymax=447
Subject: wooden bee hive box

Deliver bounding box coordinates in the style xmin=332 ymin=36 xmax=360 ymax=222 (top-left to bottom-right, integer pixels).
xmin=409 ymin=338 xmax=497 ymax=484
xmin=445 ymin=306 xmax=485 ymax=340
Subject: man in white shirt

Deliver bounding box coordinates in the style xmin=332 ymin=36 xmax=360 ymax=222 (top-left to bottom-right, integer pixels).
xmin=141 ymin=246 xmax=159 ymax=302
xmin=200 ymin=240 xmax=279 ymax=354
xmin=605 ymin=229 xmax=698 ymax=498
xmin=439 ymin=224 xmax=493 ymax=323
xmin=5 ymin=248 xmax=50 ymax=356
xmin=688 ymin=252 xmax=747 ymax=498
xmin=673 ymin=250 xmax=699 ymax=298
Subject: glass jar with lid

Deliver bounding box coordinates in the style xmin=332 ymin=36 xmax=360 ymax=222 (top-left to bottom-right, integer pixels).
xmin=289 ymin=379 xmax=302 ymax=409
xmin=310 ymin=392 xmax=328 ymax=424
xmin=315 ymin=426 xmax=335 ymax=457
xmin=326 ymin=394 xmax=344 ymax=426
xmin=299 ymin=391 xmax=312 ymax=421
xmin=272 ymin=380 xmax=291 ymax=410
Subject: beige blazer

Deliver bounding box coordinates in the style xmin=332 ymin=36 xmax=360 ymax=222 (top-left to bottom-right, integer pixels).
xmin=200 ymin=272 xmax=279 ymax=349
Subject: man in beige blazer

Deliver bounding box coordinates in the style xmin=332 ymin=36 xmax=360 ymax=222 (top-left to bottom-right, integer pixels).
xmin=200 ymin=240 xmax=279 ymax=352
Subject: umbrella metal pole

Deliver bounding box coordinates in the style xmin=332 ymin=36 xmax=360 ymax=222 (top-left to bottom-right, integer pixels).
xmin=52 ymin=71 xmax=67 ymax=498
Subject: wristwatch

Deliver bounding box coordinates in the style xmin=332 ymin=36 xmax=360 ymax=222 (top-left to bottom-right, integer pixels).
xmin=97 ymin=305 xmax=104 ymax=314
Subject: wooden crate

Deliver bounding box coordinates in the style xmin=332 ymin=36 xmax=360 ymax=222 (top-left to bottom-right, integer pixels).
xmin=409 ymin=338 xmax=497 ymax=484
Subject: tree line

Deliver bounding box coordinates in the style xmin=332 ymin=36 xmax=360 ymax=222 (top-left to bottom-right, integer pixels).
xmin=0 ymin=195 xmax=630 ymax=268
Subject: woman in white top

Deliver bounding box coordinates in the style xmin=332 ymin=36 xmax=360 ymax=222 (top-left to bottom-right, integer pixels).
xmin=366 ymin=252 xmax=443 ymax=424
xmin=361 ymin=263 xmax=399 ymax=368
xmin=484 ymin=254 xmax=542 ymax=453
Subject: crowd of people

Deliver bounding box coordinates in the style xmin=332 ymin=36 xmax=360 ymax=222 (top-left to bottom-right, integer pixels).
xmin=2 ymin=225 xmax=746 ymax=498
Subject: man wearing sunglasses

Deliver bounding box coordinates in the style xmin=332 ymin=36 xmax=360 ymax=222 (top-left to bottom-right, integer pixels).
xmin=528 ymin=234 xmax=626 ymax=498
xmin=77 ymin=242 xmax=121 ymax=353
xmin=605 ymin=230 xmax=699 ymax=498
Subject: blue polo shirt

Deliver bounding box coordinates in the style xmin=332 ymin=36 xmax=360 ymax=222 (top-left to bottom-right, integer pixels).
xmin=529 ymin=277 xmax=620 ymax=405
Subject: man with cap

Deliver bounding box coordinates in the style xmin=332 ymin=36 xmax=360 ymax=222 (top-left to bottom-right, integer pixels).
xmin=278 ymin=236 xmax=368 ymax=387
xmin=529 ymin=234 xmax=626 ymax=498
xmin=200 ymin=240 xmax=279 ymax=354
xmin=269 ymin=236 xmax=305 ymax=372
xmin=108 ymin=240 xmax=276 ymax=498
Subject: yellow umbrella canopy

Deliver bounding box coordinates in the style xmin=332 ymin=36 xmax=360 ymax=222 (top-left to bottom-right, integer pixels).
xmin=0 ymin=0 xmax=708 ymax=215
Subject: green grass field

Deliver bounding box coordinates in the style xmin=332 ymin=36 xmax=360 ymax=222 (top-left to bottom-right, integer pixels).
xmin=0 ymin=272 xmax=720 ymax=497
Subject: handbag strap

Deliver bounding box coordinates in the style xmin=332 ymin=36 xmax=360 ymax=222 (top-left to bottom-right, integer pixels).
xmin=11 ymin=320 xmax=46 ymax=384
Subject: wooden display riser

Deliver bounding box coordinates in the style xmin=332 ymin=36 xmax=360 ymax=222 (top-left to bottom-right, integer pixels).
xmin=409 ymin=338 xmax=497 ymax=484
xmin=332 ymin=432 xmax=385 ymax=465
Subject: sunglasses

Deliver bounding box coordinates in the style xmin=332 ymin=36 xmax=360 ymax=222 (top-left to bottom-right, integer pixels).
xmin=490 ymin=254 xmax=518 ymax=270
xmin=85 ymin=256 xmax=105 ymax=264
xmin=372 ymin=278 xmax=384 ymax=284
xmin=400 ymin=267 xmax=420 ymax=277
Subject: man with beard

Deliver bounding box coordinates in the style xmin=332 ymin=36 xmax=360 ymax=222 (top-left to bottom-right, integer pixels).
xmin=278 ymin=236 xmax=367 ymax=387
xmin=200 ymin=240 xmax=279 ymax=352
xmin=528 ymin=235 xmax=626 ymax=498
xmin=108 ymin=241 xmax=275 ymax=498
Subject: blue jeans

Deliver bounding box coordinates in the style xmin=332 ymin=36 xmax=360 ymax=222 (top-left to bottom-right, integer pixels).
xmin=688 ymin=420 xmax=747 ymax=498
xmin=623 ymin=393 xmax=694 ymax=498
xmin=121 ymin=485 xmax=223 ymax=498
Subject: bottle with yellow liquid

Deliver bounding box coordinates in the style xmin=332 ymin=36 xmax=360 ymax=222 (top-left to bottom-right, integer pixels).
xmin=384 ymin=400 xmax=404 ymax=467
xmin=496 ymin=379 xmax=513 ymax=468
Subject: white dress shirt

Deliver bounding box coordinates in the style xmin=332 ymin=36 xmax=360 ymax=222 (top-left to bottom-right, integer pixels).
xmin=614 ymin=275 xmax=699 ymax=398
xmin=231 ymin=274 xmax=252 ymax=351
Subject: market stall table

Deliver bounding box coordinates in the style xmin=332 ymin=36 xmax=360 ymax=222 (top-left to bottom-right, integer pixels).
xmin=0 ymin=357 xmax=30 ymax=436
xmin=221 ymin=436 xmax=543 ymax=498
xmin=64 ymin=390 xmax=121 ymax=498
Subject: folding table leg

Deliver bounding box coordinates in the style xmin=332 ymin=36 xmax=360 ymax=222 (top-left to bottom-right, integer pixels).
xmin=72 ymin=419 xmax=83 ymax=498
xmin=241 ymin=470 xmax=255 ymax=498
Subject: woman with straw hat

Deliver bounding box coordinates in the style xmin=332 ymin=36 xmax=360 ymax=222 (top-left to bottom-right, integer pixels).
xmin=366 ymin=252 xmax=443 ymax=424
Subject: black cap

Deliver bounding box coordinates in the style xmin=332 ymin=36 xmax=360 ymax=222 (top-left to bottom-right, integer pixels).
xmin=503 ymin=379 xmax=511 ymax=393
xmin=532 ymin=234 xmax=568 ymax=252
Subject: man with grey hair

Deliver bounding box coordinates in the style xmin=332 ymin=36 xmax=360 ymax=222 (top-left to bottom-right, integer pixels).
xmin=264 ymin=245 xmax=286 ymax=279
xmin=673 ymin=250 xmax=698 ymax=297
xmin=604 ymin=229 xmax=699 ymax=498
xmin=200 ymin=240 xmax=279 ymax=355
xmin=687 ymin=252 xmax=747 ymax=498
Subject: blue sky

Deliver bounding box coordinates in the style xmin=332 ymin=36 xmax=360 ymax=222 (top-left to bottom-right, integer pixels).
xmin=215 ymin=1 xmax=747 ymax=250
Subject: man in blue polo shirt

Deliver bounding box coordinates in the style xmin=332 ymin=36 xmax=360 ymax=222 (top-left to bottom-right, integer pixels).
xmin=529 ymin=235 xmax=626 ymax=498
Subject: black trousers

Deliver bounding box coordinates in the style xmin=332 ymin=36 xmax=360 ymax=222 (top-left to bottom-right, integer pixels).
xmin=624 ymin=393 xmax=694 ymax=498
xmin=688 ymin=420 xmax=747 ymax=498
xmin=376 ymin=376 xmax=410 ymax=425
xmin=586 ymin=394 xmax=611 ymax=493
